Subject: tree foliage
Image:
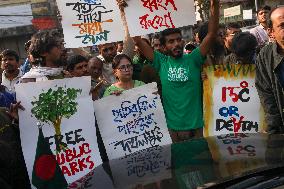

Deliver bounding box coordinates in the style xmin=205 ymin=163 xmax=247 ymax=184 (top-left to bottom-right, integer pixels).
xmin=31 ymin=86 xmax=82 ymax=126
xmin=195 ymin=0 xmax=210 ymax=22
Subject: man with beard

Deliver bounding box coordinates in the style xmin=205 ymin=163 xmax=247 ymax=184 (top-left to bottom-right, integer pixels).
xmin=21 ymin=30 xmax=65 ymax=82
xmin=0 ymin=49 xmax=22 ymax=95
xmin=132 ymin=0 xmax=219 ymax=142
xmin=250 ymin=5 xmax=271 ymax=48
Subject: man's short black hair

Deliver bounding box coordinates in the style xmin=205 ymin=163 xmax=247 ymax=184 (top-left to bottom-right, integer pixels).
xmin=67 ymin=55 xmax=88 ymax=71
xmin=231 ymin=32 xmax=257 ymax=58
xmin=160 ymin=28 xmax=182 ymax=45
xmin=0 ymin=49 xmax=19 ymax=62
xmin=29 ymin=30 xmax=60 ymax=60
xmin=225 ymin=22 xmax=241 ymax=31
xmin=197 ymin=22 xmax=208 ymax=43
xmin=152 ymin=33 xmax=161 ymax=40
xmin=257 ymin=5 xmax=271 ymax=14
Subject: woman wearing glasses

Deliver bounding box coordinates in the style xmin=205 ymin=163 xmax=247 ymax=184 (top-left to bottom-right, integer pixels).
xmin=103 ymin=54 xmax=144 ymax=97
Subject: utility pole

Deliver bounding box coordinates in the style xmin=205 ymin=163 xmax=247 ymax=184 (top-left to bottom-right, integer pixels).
xmin=255 ymin=0 xmax=258 ymax=12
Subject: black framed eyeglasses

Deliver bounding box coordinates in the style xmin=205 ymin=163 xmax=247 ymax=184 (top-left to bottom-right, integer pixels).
xmin=117 ymin=64 xmax=133 ymax=71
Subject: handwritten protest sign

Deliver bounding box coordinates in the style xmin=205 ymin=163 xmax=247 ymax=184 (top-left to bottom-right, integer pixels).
xmin=124 ymin=0 xmax=196 ymax=36
xmin=207 ymin=133 xmax=267 ymax=177
xmin=203 ymin=64 xmax=266 ymax=137
xmin=68 ymin=165 xmax=114 ymax=189
xmin=56 ymin=0 xmax=125 ymax=48
xmin=15 ymin=77 xmax=102 ymax=186
xmin=94 ymin=83 xmax=172 ymax=159
xmin=110 ymin=145 xmax=171 ymax=189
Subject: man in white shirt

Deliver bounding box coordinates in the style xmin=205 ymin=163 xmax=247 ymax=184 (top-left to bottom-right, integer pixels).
xmin=250 ymin=5 xmax=271 ymax=47
xmin=0 ymin=49 xmax=22 ymax=94
xmin=97 ymin=43 xmax=118 ymax=84
xmin=96 ymin=1 xmax=136 ymax=84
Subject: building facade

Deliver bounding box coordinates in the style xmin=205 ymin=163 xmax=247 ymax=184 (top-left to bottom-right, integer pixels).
xmin=0 ymin=0 xmax=59 ymax=62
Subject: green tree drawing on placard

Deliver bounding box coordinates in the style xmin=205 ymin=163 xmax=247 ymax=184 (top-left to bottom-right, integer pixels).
xmin=31 ymin=86 xmax=82 ymax=151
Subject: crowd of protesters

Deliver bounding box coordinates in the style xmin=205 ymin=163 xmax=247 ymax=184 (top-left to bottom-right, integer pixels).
xmin=0 ymin=0 xmax=284 ymax=187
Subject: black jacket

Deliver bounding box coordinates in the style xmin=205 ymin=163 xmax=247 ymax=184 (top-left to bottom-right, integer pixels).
xmin=255 ymin=43 xmax=284 ymax=133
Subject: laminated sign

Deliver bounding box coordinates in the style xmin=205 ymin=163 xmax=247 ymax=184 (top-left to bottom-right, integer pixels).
xmin=203 ymin=64 xmax=266 ymax=137
xmin=16 ymin=77 xmax=102 ymax=187
xmin=124 ymin=0 xmax=196 ymax=36
xmin=94 ymin=83 xmax=172 ymax=159
xmin=56 ymin=0 xmax=125 ymax=48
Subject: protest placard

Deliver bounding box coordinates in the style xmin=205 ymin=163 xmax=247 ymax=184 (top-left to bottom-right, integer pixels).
xmin=124 ymin=0 xmax=196 ymax=36
xmin=207 ymin=133 xmax=267 ymax=177
xmin=243 ymin=9 xmax=252 ymax=20
xmin=203 ymin=64 xmax=266 ymax=137
xmin=15 ymin=77 xmax=102 ymax=186
xmin=94 ymin=82 xmax=172 ymax=160
xmin=110 ymin=145 xmax=171 ymax=189
xmin=56 ymin=0 xmax=125 ymax=48
xmin=68 ymin=164 xmax=114 ymax=189
xmin=224 ymin=5 xmax=241 ymax=18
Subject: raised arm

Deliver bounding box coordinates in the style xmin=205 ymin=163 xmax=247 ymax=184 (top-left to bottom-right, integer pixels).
xmin=132 ymin=36 xmax=154 ymax=62
xmin=117 ymin=1 xmax=136 ymax=59
xmin=199 ymin=0 xmax=219 ymax=56
xmin=116 ymin=0 xmax=154 ymax=61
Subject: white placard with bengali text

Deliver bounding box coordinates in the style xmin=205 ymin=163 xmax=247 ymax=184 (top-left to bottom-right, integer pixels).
xmin=124 ymin=0 xmax=196 ymax=36
xmin=16 ymin=77 xmax=102 ymax=186
xmin=110 ymin=145 xmax=172 ymax=189
xmin=68 ymin=165 xmax=115 ymax=189
xmin=56 ymin=0 xmax=125 ymax=48
xmin=94 ymin=83 xmax=172 ymax=160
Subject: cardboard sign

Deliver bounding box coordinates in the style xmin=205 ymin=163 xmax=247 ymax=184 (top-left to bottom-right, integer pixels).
xmin=243 ymin=9 xmax=252 ymax=20
xmin=207 ymin=133 xmax=267 ymax=178
xmin=94 ymin=83 xmax=172 ymax=159
xmin=68 ymin=165 xmax=114 ymax=189
xmin=224 ymin=5 xmax=241 ymax=18
xmin=110 ymin=145 xmax=171 ymax=189
xmin=15 ymin=77 xmax=102 ymax=186
xmin=56 ymin=0 xmax=125 ymax=48
xmin=203 ymin=64 xmax=266 ymax=137
xmin=124 ymin=0 xmax=196 ymax=36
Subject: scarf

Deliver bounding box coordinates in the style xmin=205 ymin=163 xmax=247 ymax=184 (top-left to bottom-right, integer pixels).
xmin=21 ymin=67 xmax=63 ymax=82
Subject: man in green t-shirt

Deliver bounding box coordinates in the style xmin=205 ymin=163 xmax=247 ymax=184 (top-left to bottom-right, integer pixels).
xmin=132 ymin=0 xmax=219 ymax=142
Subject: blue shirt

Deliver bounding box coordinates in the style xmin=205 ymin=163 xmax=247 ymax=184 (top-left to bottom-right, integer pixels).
xmin=0 ymin=90 xmax=15 ymax=108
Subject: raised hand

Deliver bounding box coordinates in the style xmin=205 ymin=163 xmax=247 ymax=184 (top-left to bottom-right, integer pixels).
xmin=7 ymin=101 xmax=25 ymax=122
